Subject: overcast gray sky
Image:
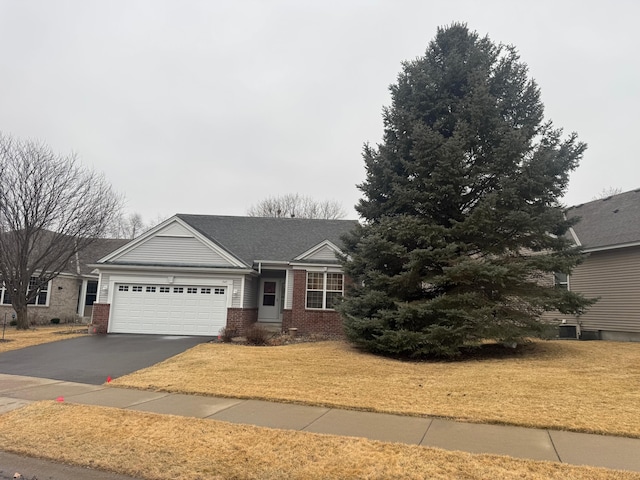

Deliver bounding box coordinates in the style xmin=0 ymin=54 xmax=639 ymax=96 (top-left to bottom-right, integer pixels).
xmin=1 ymin=1 xmax=638 ymax=221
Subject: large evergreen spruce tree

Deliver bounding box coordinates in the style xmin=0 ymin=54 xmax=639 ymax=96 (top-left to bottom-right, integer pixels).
xmin=339 ymin=24 xmax=594 ymax=358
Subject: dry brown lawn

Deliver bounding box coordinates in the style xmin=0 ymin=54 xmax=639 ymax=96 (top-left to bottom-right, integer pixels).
xmin=112 ymin=339 xmax=640 ymax=438
xmin=1 ymin=401 xmax=638 ymax=480
xmin=0 ymin=325 xmax=86 ymax=353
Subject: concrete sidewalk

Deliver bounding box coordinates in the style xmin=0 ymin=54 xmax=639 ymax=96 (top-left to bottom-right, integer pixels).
xmin=2 ymin=373 xmax=640 ymax=475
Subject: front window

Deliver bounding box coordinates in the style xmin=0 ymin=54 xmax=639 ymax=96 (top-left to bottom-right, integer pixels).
xmin=306 ymin=272 xmax=343 ymax=309
xmin=1 ymin=277 xmax=51 ymax=306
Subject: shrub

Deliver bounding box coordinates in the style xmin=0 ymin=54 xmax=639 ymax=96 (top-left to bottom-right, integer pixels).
xmin=218 ymin=326 xmax=237 ymax=343
xmin=245 ymin=325 xmax=270 ymax=346
xmin=9 ymin=320 xmax=17 ymax=326
xmin=50 ymin=318 xmax=61 ymax=324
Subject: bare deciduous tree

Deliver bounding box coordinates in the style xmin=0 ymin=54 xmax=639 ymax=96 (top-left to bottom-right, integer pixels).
xmin=592 ymin=186 xmax=623 ymax=200
xmin=247 ymin=194 xmax=346 ymax=219
xmin=106 ymin=212 xmax=148 ymax=239
xmin=0 ymin=133 xmax=122 ymax=329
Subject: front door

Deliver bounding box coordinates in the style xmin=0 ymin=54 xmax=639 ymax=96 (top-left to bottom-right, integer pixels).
xmin=259 ymin=279 xmax=281 ymax=321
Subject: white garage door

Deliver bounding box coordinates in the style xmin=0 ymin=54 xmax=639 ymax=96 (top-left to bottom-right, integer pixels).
xmin=110 ymin=284 xmax=228 ymax=336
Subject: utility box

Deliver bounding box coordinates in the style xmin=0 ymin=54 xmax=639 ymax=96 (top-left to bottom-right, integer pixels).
xmin=558 ymin=325 xmax=578 ymax=339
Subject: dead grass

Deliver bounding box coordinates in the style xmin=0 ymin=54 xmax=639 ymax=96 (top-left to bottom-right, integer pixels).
xmin=112 ymin=340 xmax=640 ymax=438
xmin=0 ymin=401 xmax=638 ymax=480
xmin=0 ymin=325 xmax=86 ymax=353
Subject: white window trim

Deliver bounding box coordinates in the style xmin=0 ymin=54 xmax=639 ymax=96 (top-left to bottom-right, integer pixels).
xmin=305 ymin=271 xmax=344 ymax=310
xmin=1 ymin=278 xmax=52 ymax=307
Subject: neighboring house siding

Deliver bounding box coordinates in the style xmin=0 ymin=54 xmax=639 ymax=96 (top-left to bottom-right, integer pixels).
xmin=115 ymin=236 xmax=235 ymax=267
xmin=569 ymin=246 xmax=640 ymax=334
xmin=0 ymin=276 xmax=80 ymax=324
xmin=47 ymin=276 xmax=81 ymax=320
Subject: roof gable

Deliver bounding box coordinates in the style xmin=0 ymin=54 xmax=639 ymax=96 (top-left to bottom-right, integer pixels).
xmin=99 ymin=217 xmax=247 ymax=267
xmin=567 ymin=189 xmax=640 ymax=251
xmin=294 ymin=240 xmax=342 ymax=263
xmin=177 ymin=214 xmax=357 ymax=265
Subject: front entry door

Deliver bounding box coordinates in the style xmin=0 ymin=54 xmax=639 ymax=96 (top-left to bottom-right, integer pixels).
xmin=259 ymin=279 xmax=281 ymax=321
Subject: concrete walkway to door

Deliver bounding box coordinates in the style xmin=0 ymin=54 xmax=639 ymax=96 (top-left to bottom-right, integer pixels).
xmin=1 ymin=373 xmax=640 ymax=475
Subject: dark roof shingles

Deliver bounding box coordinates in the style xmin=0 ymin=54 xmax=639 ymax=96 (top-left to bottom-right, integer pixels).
xmin=566 ymin=189 xmax=640 ymax=249
xmin=176 ymin=214 xmax=358 ymax=265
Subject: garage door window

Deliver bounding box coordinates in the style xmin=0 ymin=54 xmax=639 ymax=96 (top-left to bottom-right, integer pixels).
xmin=118 ymin=285 xmax=129 ymax=292
xmin=201 ymin=288 xmax=211 ymax=294
xmin=132 ymin=286 xmax=143 ymax=292
xmin=159 ymin=287 xmax=170 ymax=293
xmin=173 ymin=287 xmax=183 ymax=293
xmin=146 ymin=286 xmax=156 ymax=293
xmin=214 ymin=288 xmax=225 ymax=294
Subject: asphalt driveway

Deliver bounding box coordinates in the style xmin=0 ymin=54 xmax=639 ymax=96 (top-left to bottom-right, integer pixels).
xmin=0 ymin=334 xmax=214 ymax=385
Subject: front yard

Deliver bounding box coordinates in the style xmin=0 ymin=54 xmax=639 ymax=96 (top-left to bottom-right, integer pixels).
xmin=0 ymin=324 xmax=87 ymax=353
xmin=2 ymin=333 xmax=640 ymax=479
xmin=1 ymin=401 xmax=638 ymax=480
xmin=111 ymin=339 xmax=640 ymax=438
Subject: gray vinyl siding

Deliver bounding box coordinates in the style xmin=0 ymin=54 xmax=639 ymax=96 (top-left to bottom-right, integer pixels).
xmin=569 ymin=246 xmax=640 ymax=333
xmin=305 ymin=245 xmax=339 ymax=262
xmin=116 ymin=236 xmax=235 ymax=267
xmin=243 ymin=276 xmax=258 ymax=309
xmin=231 ymin=277 xmax=242 ymax=308
xmin=285 ymin=269 xmax=294 ymax=309
xmin=98 ymin=273 xmax=110 ymax=303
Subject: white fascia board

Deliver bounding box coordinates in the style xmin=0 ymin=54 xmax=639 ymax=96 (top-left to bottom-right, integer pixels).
xmin=90 ymin=263 xmax=256 ymax=276
xmin=568 ymin=227 xmax=582 ymax=247
xmin=254 ymin=260 xmax=289 ymax=269
xmin=293 ymin=240 xmax=343 ymax=261
xmin=290 ymin=262 xmax=343 ymax=270
xmin=582 ymin=241 xmax=640 ymax=253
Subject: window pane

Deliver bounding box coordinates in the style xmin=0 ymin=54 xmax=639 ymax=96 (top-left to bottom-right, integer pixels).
xmin=326 ymin=273 xmax=343 ymax=292
xmin=307 ymin=272 xmax=323 ymax=290
xmin=37 ymin=290 xmax=48 ymax=305
xmin=306 ymin=291 xmax=323 ymax=309
xmin=326 ymin=291 xmax=342 ymax=309
xmin=263 ymin=294 xmax=276 ymax=306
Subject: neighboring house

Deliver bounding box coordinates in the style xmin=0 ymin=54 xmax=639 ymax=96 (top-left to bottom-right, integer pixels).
xmin=558 ymin=188 xmax=640 ymax=341
xmin=0 ymin=238 xmax=129 ymax=324
xmin=90 ymin=215 xmax=358 ymax=337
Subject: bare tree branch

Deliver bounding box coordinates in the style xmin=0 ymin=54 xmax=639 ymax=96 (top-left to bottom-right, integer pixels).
xmin=0 ymin=132 xmax=123 ymax=329
xmin=247 ymin=194 xmax=346 ymax=219
xmin=592 ymin=186 xmax=623 ymax=200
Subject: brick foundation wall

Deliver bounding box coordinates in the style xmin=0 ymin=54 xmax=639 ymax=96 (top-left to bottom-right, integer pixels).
xmin=226 ymin=308 xmax=258 ymax=336
xmin=90 ymin=303 xmax=110 ymax=334
xmin=286 ymin=270 xmax=344 ymax=337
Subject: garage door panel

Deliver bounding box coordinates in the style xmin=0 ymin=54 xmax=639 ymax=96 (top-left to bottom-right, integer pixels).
xmin=110 ymin=283 xmax=227 ymax=336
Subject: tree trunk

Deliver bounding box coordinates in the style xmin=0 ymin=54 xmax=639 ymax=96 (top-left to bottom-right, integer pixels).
xmin=14 ymin=301 xmax=29 ymax=330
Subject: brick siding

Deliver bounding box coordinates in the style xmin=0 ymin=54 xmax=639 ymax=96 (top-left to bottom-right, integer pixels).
xmin=283 ymin=269 xmax=344 ymax=336
xmin=90 ymin=303 xmax=110 ymax=334
xmin=226 ymin=308 xmax=258 ymax=336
